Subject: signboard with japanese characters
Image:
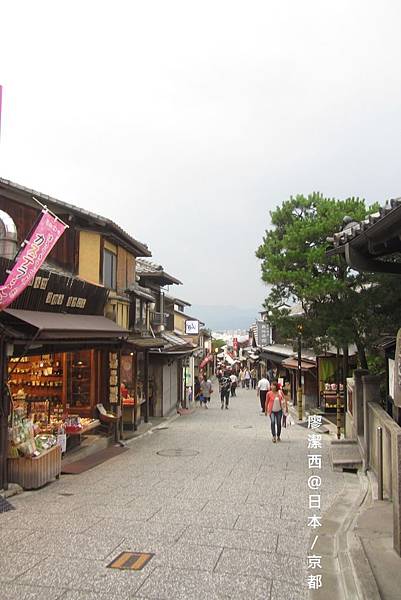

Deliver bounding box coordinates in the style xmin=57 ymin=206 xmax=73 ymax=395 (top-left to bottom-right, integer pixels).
xmin=257 ymin=321 xmax=272 ymax=347
xmin=0 ymin=210 xmax=67 ymax=310
xmin=185 ymin=320 xmax=199 ymax=335
xmin=0 ymin=257 xmax=108 ymax=315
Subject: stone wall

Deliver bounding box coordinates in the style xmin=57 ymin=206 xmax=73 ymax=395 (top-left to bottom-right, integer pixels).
xmin=355 ymin=372 xmax=401 ymax=556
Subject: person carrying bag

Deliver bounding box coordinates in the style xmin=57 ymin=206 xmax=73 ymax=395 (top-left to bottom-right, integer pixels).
xmin=265 ymin=381 xmax=288 ymax=443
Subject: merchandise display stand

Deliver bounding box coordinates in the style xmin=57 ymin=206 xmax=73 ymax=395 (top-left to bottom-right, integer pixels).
xmin=8 ymin=444 xmax=61 ymax=489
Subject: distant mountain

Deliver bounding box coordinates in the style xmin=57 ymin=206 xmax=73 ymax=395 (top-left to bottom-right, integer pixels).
xmin=190 ymin=304 xmax=259 ymax=331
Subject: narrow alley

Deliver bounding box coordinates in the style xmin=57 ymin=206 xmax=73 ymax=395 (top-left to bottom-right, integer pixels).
xmin=0 ymin=385 xmax=348 ymax=600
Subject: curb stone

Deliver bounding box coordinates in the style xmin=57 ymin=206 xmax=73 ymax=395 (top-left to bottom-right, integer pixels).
xmin=308 ymin=467 xmax=381 ymax=599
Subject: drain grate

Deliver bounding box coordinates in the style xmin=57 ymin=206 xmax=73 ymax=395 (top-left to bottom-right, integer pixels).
xmin=156 ymin=448 xmax=199 ymax=457
xmin=0 ymin=497 xmax=15 ymax=513
xmin=58 ymin=492 xmax=74 ymax=497
xmin=107 ymin=551 xmax=154 ymax=570
xmin=233 ymin=425 xmax=254 ymax=429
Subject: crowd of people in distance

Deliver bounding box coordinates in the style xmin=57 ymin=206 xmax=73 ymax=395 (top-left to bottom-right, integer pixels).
xmin=193 ymin=364 xmax=290 ymax=442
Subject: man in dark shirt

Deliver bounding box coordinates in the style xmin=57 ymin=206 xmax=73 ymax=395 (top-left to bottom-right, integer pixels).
xmin=219 ymin=371 xmax=231 ymax=410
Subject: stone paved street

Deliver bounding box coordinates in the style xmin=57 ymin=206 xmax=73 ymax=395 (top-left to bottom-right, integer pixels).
xmin=0 ymin=385 xmax=348 ymax=600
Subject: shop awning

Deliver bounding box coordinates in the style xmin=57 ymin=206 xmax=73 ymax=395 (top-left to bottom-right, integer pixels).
xmin=281 ymin=357 xmax=316 ymax=371
xmin=149 ymin=331 xmax=195 ymax=356
xmin=1 ymin=309 xmax=129 ymax=341
xmin=125 ymin=335 xmax=165 ymax=349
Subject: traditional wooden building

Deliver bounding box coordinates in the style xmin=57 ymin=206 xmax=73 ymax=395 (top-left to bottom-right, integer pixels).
xmin=0 ymin=178 xmax=157 ymax=489
xmin=328 ymin=200 xmax=401 ymax=556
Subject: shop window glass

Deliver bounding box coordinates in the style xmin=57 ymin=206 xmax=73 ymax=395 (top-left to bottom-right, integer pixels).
xmin=69 ymin=350 xmax=91 ymax=412
xmin=103 ymin=249 xmax=116 ymax=289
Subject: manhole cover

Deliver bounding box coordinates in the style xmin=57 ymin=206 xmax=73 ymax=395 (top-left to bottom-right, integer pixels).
xmin=0 ymin=497 xmax=15 ymax=513
xmin=233 ymin=425 xmax=254 ymax=429
xmin=156 ymin=449 xmax=199 ymax=457
xmin=107 ymin=551 xmax=154 ymax=570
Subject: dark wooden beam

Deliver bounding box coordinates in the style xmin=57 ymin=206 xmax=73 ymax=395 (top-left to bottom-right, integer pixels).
xmin=345 ymin=244 xmax=401 ymax=274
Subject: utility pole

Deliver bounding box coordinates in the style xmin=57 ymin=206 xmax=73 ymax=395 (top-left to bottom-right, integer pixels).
xmin=297 ymin=324 xmax=303 ymax=421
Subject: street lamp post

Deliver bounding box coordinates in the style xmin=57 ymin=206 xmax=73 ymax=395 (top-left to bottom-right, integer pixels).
xmin=297 ymin=325 xmax=303 ymax=421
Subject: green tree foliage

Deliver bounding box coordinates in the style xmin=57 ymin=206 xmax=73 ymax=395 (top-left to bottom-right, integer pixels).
xmin=212 ymin=339 xmax=226 ymax=352
xmin=256 ymin=193 xmax=401 ymax=368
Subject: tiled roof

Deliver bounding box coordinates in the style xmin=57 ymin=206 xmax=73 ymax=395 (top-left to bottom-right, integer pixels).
xmin=136 ymin=259 xmax=164 ymax=274
xmin=136 ymin=259 xmax=182 ymax=285
xmin=0 ymin=177 xmax=151 ymax=257
xmin=164 ymin=294 xmax=191 ymax=307
xmin=126 ymin=282 xmax=155 ymax=302
xmin=328 ymin=198 xmax=401 ymax=249
xmin=159 ymin=331 xmax=196 ymax=353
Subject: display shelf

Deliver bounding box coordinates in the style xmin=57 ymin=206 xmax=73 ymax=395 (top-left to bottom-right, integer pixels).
xmin=8 ymin=445 xmax=61 ymax=489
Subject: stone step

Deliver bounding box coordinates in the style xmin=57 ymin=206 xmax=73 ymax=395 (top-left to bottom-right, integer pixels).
xmin=330 ymin=440 xmax=363 ymax=472
xmin=61 ymin=433 xmax=113 ymax=466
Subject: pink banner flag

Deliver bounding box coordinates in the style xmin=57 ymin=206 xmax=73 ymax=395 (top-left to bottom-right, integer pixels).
xmin=0 ymin=210 xmax=68 ymax=310
xmin=0 ymin=85 xmax=2 ymax=137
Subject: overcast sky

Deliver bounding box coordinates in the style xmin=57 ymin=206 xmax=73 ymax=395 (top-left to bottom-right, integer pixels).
xmin=1 ymin=1 xmax=401 ymax=311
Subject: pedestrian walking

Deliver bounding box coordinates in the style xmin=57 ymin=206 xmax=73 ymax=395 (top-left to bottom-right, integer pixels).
xmin=250 ymin=367 xmax=257 ymax=390
xmin=257 ymin=374 xmax=270 ymax=413
xmin=239 ymin=368 xmax=245 ymax=388
xmin=199 ymin=375 xmax=213 ymax=408
xmin=219 ymin=372 xmax=231 ymax=409
xmin=194 ymin=376 xmax=201 ymax=404
xmin=244 ymin=368 xmax=251 ymax=389
xmin=229 ymin=372 xmax=238 ymax=396
xmin=265 ymin=381 xmax=288 ymax=443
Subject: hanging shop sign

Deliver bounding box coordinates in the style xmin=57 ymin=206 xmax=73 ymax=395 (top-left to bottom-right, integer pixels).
xmin=233 ymin=337 xmax=238 ymax=355
xmin=0 ymin=257 xmax=108 ymax=315
xmin=0 ymin=210 xmax=68 ymax=311
xmin=257 ymin=321 xmax=272 ymax=347
xmin=185 ymin=320 xmax=199 ymax=335
xmin=109 ymin=352 xmax=119 ymax=404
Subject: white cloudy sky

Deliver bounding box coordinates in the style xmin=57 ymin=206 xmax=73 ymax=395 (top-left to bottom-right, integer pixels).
xmin=1 ymin=1 xmax=401 ymax=310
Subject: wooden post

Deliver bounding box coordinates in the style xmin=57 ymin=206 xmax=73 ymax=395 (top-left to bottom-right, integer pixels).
xmin=336 ymin=347 xmax=341 ymax=439
xmin=144 ymin=350 xmax=149 ymax=423
xmin=0 ymin=334 xmax=8 ymax=490
xmin=297 ymin=330 xmax=303 ymax=420
xmin=342 ymin=345 xmax=349 ymax=436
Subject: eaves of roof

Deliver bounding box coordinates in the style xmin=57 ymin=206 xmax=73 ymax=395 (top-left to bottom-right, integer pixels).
xmin=125 ymin=283 xmax=155 ymax=302
xmin=136 ymin=259 xmax=182 ymax=285
xmin=164 ymin=294 xmax=191 ymax=307
xmin=0 ymin=177 xmax=151 ymax=257
xmin=327 ymin=198 xmax=401 ymax=254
